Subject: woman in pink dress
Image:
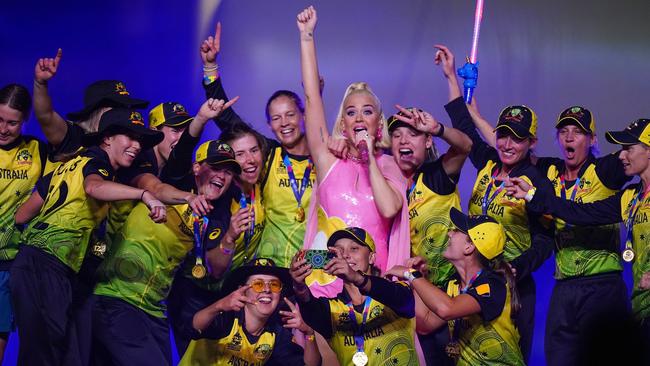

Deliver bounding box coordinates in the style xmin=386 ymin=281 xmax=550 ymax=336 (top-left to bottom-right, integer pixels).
xmin=297 ymin=7 xmax=410 ymax=292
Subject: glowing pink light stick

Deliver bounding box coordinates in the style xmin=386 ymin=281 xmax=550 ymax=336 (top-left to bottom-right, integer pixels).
xmin=470 ymin=0 xmax=484 ymax=64
xmin=458 ymin=0 xmax=485 ymax=103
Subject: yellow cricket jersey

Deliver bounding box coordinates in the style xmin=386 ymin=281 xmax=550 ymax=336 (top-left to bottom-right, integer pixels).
xmin=468 ymin=160 xmax=534 ymax=262
xmin=229 ymin=184 xmax=265 ymax=271
xmin=408 ymin=158 xmax=459 ymax=287
xmin=620 ymin=186 xmax=650 ymax=320
xmin=258 ymin=148 xmax=315 ymax=268
xmin=541 ymin=155 xmax=624 ymax=279
xmin=22 ymin=146 xmax=114 ymax=272
xmin=179 ymin=312 xmax=306 ymax=366
xmin=94 ymin=202 xmax=195 ymax=318
xmin=0 ymin=136 xmax=47 ymax=261
xmin=327 ymin=294 xmax=418 ymax=366
xmin=447 ymin=270 xmax=524 ymax=366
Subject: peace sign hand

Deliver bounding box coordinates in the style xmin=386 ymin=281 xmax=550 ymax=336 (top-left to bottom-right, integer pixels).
xmin=279 ymin=297 xmax=313 ymax=334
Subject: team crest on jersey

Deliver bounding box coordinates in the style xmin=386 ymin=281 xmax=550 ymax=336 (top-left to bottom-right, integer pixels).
xmin=479 ymin=174 xmax=490 ymax=187
xmin=114 ymin=82 xmax=130 ymax=95
xmin=15 ymin=149 xmax=33 ymax=167
xmin=130 ymin=112 xmax=145 ymax=126
xmin=369 ymin=305 xmax=383 ymax=319
xmin=209 ymin=228 xmax=221 ymax=240
xmin=253 ymin=344 xmax=272 ymax=359
xmin=227 ymin=333 xmax=243 ymax=351
xmin=98 ymin=169 xmax=109 ymax=177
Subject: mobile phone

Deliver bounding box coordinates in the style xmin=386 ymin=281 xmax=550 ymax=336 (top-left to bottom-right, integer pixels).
xmin=304 ymin=249 xmax=335 ymax=269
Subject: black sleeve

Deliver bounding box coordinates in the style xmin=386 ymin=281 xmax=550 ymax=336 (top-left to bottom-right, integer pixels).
xmin=82 ymin=156 xmax=115 ymax=181
xmin=297 ymin=295 xmax=333 ymax=339
xmin=420 ymin=158 xmax=458 ymax=195
xmin=465 ymin=271 xmax=507 ymax=322
xmin=510 ymin=170 xmax=555 ymax=279
xmin=366 ymin=277 xmax=415 ymax=318
xmin=192 ymin=310 xmax=236 ymax=340
xmin=160 ymin=129 xmax=201 ymax=184
xmin=204 ymin=202 xmax=232 ymax=251
xmin=266 ymin=325 xmax=305 ymax=366
xmin=445 ymin=96 xmax=498 ymax=170
xmin=48 ymin=122 xmax=84 ymax=157
xmin=116 ymin=150 xmax=157 ymax=185
xmin=528 ymin=181 xmax=626 ymax=226
xmin=534 ymin=156 xmax=561 ymax=175
xmin=595 ymin=151 xmax=631 ymax=190
xmin=37 ymin=173 xmax=53 ymax=197
xmin=203 ymin=77 xmax=246 ymax=130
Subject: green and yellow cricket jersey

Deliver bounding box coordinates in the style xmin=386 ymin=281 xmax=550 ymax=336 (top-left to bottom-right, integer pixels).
xmin=538 ymin=154 xmax=627 ymax=279
xmin=229 ymin=184 xmax=265 ymax=271
xmin=22 ymin=146 xmax=114 ymax=272
xmin=408 ymin=157 xmax=459 ymax=287
xmin=94 ymin=202 xmax=196 ymax=318
xmin=620 ymin=187 xmax=650 ymax=320
xmin=257 ymin=148 xmax=315 ymax=268
xmin=0 ymin=136 xmax=47 ymax=263
xmin=180 ymin=316 xmax=276 ymax=366
xmin=447 ymin=270 xmax=524 ymax=366
xmin=468 ymin=160 xmax=535 ymax=262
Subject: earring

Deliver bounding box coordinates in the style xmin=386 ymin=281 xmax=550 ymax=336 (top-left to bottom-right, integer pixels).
xmin=376 ymin=127 xmax=383 ymax=140
xmin=341 ymin=129 xmax=348 ymax=137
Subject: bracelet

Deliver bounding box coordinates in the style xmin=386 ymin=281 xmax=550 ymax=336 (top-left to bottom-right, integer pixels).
xmin=433 ymin=124 xmax=445 ymax=137
xmin=355 ymin=271 xmax=369 ymax=288
xmin=140 ymin=190 xmax=148 ymax=201
xmin=34 ymin=79 xmax=48 ymax=86
xmin=202 ymin=64 xmax=219 ymax=72
xmin=219 ymin=242 xmax=234 ymax=255
xmin=304 ymin=334 xmax=315 ymax=342
xmin=403 ymin=269 xmax=423 ymax=283
xmin=524 ymin=187 xmax=537 ymax=202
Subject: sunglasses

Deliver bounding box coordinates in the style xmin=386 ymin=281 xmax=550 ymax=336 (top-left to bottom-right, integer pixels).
xmin=247 ymin=279 xmax=283 ymax=293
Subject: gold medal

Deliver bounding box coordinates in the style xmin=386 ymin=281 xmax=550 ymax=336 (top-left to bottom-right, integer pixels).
xmin=352 ymin=351 xmax=368 ymax=366
xmin=92 ymin=240 xmax=107 ymax=258
xmin=295 ymin=206 xmax=305 ymax=222
xmin=622 ymin=248 xmax=635 ymax=263
xmin=192 ymin=264 xmax=207 ymax=279
xmin=445 ymin=341 xmax=461 ymax=359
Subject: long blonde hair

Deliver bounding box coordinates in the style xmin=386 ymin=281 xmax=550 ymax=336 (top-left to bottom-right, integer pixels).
xmin=331 ymin=82 xmax=390 ymax=149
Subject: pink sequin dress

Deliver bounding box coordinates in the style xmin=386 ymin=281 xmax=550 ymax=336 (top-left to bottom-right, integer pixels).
xmin=303 ymin=154 xmax=411 ymax=296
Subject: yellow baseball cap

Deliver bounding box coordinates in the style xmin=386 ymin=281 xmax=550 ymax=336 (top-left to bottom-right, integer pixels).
xmin=194 ymin=140 xmax=241 ymax=174
xmin=449 ymin=207 xmax=505 ymax=260
xmin=327 ymin=227 xmax=376 ymax=252
xmin=605 ymin=119 xmax=650 ymax=146
xmin=149 ymin=102 xmax=193 ymax=129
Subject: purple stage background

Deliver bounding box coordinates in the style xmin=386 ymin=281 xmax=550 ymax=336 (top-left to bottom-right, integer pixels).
xmin=2 ymin=0 xmax=650 ymax=364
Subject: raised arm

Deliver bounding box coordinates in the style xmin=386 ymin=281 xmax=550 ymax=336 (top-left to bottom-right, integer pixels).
xmin=33 ymin=48 xmax=68 ymax=147
xmin=298 ymin=6 xmax=336 ymax=172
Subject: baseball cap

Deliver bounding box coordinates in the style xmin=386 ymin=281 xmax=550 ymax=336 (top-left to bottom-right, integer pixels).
xmin=327 ymin=227 xmax=376 ymax=252
xmin=449 ymin=207 xmax=505 ymax=260
xmin=605 ymin=118 xmax=650 ymax=146
xmin=194 ymin=140 xmax=242 ymax=174
xmin=387 ymin=108 xmax=421 ymax=132
xmin=556 ymin=106 xmax=595 ymax=134
xmin=149 ymin=102 xmax=193 ymax=129
xmin=494 ymin=105 xmax=538 ymax=139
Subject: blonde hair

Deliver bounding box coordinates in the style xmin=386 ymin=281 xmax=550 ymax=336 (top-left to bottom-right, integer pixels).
xmin=77 ymin=107 xmax=111 ymax=134
xmin=332 ymin=82 xmax=390 ymax=149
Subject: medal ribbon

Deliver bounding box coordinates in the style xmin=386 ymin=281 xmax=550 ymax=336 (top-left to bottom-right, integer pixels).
xmin=282 ymin=153 xmax=313 ymax=210
xmin=624 ymin=185 xmax=650 ymax=252
xmin=192 ymin=214 xmax=209 ymax=266
xmin=482 ymin=168 xmax=506 ymax=215
xmin=239 ymin=189 xmax=256 ymax=257
xmin=346 ymin=296 xmax=372 ymax=354
xmin=559 ymin=175 xmax=581 ymax=202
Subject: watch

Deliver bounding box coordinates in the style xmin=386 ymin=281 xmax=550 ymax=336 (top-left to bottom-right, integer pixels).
xmin=403 ymin=269 xmax=423 ymax=282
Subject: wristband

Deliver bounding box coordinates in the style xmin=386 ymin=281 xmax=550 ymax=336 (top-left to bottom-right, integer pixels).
xmin=433 ymin=124 xmax=445 ymax=137
xmin=202 ymin=64 xmax=219 ymax=72
xmin=140 ymin=190 xmax=148 ymax=201
xmin=219 ymin=242 xmax=234 ymax=255
xmin=403 ymin=269 xmax=423 ymax=282
xmin=524 ymin=187 xmax=537 ymax=202
xmin=304 ymin=334 xmax=315 ymax=342
xmin=203 ymin=74 xmax=217 ymax=85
